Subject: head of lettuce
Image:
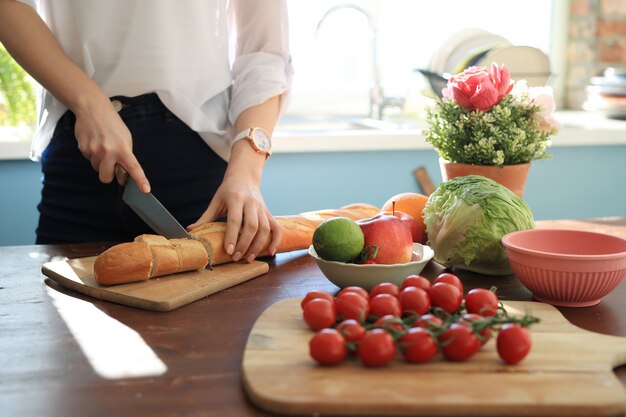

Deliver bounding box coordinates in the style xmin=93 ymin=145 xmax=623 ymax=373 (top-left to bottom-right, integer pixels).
xmin=423 ymin=175 xmax=534 ymax=276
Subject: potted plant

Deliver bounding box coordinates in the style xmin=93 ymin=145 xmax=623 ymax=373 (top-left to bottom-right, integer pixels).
xmin=423 ymin=63 xmax=559 ymax=197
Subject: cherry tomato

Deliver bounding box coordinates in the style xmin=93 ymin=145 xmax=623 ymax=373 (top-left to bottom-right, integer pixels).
xmin=401 ymin=275 xmax=431 ymax=292
xmin=336 ymin=319 xmax=366 ymax=343
xmin=465 ymin=288 xmax=499 ymax=317
xmin=439 ymin=323 xmax=480 ymax=362
xmin=497 ymin=323 xmax=532 ymax=365
xmin=302 ymin=298 xmax=337 ymax=331
xmin=412 ymin=313 xmax=444 ymax=330
xmin=309 ymin=328 xmax=347 ymax=365
xmin=369 ymin=293 xmax=402 ymax=318
xmin=398 ymin=286 xmax=431 ymax=316
xmin=338 ymin=286 xmax=370 ymax=300
xmin=370 ymin=282 xmax=400 ymax=298
xmin=301 ymin=290 xmax=335 ymax=310
xmin=428 ymin=282 xmax=463 ymax=314
xmin=358 ymin=329 xmax=397 ymax=367
xmin=434 ymin=273 xmax=463 ymax=293
xmin=461 ymin=313 xmax=492 ymax=345
xmin=374 ymin=314 xmax=406 ymax=334
xmin=336 ymin=291 xmax=370 ymax=322
xmin=399 ymin=327 xmax=438 ymax=363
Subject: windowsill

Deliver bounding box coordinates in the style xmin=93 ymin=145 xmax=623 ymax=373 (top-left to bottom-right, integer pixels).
xmin=1 ymin=111 xmax=626 ymax=161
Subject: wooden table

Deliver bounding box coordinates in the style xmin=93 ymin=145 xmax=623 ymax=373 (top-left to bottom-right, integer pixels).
xmin=1 ymin=217 xmax=626 ymax=417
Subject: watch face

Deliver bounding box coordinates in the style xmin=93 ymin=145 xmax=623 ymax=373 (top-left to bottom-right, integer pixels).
xmin=252 ymin=129 xmax=271 ymax=153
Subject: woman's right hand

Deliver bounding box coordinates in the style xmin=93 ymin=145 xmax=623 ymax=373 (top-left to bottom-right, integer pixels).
xmin=73 ymin=97 xmax=151 ymax=193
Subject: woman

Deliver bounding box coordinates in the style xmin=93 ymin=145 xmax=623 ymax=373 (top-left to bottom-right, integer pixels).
xmin=0 ymin=0 xmax=292 ymax=263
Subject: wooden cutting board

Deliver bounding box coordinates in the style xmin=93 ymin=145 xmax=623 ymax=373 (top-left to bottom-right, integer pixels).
xmin=242 ymin=298 xmax=626 ymax=416
xmin=42 ymin=256 xmax=269 ymax=311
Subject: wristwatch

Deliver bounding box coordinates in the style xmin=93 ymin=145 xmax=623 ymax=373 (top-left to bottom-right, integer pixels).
xmin=233 ymin=127 xmax=272 ymax=159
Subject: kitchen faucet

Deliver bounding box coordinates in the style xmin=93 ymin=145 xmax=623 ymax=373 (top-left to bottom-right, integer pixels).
xmin=316 ymin=3 xmax=403 ymax=120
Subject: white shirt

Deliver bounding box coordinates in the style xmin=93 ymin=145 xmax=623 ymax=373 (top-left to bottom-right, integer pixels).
xmin=18 ymin=0 xmax=293 ymax=161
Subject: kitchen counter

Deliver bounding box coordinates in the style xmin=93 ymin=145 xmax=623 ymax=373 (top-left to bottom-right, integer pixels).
xmin=1 ymin=217 xmax=626 ymax=417
xmin=3 ymin=111 xmax=626 ymax=160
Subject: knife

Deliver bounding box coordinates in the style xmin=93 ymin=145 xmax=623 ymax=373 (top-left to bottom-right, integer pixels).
xmin=122 ymin=176 xmax=192 ymax=239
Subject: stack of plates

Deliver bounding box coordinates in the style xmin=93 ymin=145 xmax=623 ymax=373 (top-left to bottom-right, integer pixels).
xmin=422 ymin=28 xmax=552 ymax=97
xmin=583 ymin=67 xmax=626 ymax=119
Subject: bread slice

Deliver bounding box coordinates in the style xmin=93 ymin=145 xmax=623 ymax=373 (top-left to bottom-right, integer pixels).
xmin=190 ymin=223 xmax=228 ymax=266
xmin=169 ymin=238 xmax=209 ymax=271
xmin=93 ymin=242 xmax=152 ymax=285
xmin=134 ymin=234 xmax=169 ymax=245
xmin=149 ymin=244 xmax=179 ymax=277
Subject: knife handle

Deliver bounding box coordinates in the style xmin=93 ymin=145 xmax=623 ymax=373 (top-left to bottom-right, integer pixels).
xmin=115 ymin=164 xmax=129 ymax=186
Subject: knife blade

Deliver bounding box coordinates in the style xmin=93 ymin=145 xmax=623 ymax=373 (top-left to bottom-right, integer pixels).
xmin=122 ymin=177 xmax=192 ymax=239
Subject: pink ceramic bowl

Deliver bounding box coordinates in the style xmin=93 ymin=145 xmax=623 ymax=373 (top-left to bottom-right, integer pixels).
xmin=502 ymin=229 xmax=626 ymax=307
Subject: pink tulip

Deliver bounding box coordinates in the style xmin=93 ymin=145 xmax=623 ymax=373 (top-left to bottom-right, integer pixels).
xmin=446 ymin=66 xmax=499 ymax=112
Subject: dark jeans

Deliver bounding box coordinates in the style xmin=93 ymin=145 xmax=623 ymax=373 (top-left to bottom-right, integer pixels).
xmin=36 ymin=93 xmax=227 ymax=244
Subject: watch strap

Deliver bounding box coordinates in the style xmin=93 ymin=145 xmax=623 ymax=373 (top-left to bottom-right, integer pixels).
xmin=233 ymin=127 xmax=254 ymax=143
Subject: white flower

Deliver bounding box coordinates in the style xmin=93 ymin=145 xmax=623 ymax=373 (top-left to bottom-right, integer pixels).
xmin=528 ymin=86 xmax=560 ymax=133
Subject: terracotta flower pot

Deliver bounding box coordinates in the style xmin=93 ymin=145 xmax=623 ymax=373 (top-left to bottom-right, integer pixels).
xmin=439 ymin=158 xmax=531 ymax=198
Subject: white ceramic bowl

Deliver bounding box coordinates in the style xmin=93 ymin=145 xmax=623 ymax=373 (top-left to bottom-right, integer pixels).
xmin=308 ymin=243 xmax=435 ymax=291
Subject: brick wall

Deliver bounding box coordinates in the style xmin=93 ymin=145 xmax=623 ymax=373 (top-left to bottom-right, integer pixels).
xmin=566 ymin=0 xmax=626 ymax=108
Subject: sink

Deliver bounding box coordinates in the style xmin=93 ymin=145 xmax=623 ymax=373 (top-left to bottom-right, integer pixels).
xmin=276 ymin=116 xmax=402 ymax=134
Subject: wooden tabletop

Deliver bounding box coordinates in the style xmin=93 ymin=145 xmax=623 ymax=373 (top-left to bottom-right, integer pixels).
xmin=1 ymin=217 xmax=626 ymax=417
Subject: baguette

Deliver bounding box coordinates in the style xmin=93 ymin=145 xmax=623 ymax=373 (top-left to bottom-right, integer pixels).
xmin=93 ymin=203 xmax=381 ymax=285
xmin=94 ymin=236 xmax=209 ymax=285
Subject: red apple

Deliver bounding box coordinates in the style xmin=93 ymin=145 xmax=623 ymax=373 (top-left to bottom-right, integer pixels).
xmin=356 ymin=214 xmax=414 ymax=264
xmin=381 ymin=210 xmax=421 ymax=243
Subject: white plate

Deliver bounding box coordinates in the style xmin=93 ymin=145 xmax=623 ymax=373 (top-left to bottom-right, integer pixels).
xmin=308 ymin=243 xmax=435 ymax=291
xmin=476 ymin=46 xmax=551 ymax=86
xmin=441 ymin=30 xmax=511 ymax=75
xmin=429 ymin=28 xmax=489 ymax=75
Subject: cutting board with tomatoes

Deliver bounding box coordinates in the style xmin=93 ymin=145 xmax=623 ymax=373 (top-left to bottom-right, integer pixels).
xmin=242 ymin=298 xmax=626 ymax=416
xmin=42 ymin=256 xmax=269 ymax=311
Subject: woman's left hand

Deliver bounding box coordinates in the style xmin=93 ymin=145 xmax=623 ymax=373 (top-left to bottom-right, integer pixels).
xmin=188 ymin=167 xmax=282 ymax=263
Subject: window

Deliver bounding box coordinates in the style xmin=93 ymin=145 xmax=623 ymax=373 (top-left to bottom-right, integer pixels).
xmin=0 ymin=44 xmax=36 ymax=143
xmin=285 ymin=0 xmax=559 ymax=124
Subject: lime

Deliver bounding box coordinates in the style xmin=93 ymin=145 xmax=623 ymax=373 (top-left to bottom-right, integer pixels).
xmin=312 ymin=217 xmax=365 ymax=262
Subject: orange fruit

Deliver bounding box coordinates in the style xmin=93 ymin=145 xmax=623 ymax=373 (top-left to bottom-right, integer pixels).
xmin=381 ymin=192 xmax=429 ymax=244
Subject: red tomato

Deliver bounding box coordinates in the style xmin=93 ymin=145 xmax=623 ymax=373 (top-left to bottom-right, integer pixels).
xmin=358 ymin=329 xmax=397 ymax=367
xmin=302 ymin=298 xmax=336 ymax=330
xmin=461 ymin=313 xmax=492 ymax=345
xmin=428 ymin=282 xmax=463 ymax=314
xmin=412 ymin=313 xmax=444 ymax=330
xmin=439 ymin=323 xmax=480 ymax=361
xmin=336 ymin=291 xmax=370 ymax=322
xmin=434 ymin=273 xmax=463 ymax=293
xmin=497 ymin=323 xmax=532 ymax=365
xmin=465 ymin=288 xmax=499 ymax=317
xmin=398 ymin=286 xmax=431 ymax=316
xmin=370 ymin=282 xmax=400 ymax=298
xmin=301 ymin=290 xmax=335 ymax=310
xmin=399 ymin=327 xmax=438 ymax=363
xmin=369 ymin=293 xmax=402 ymax=318
xmin=309 ymin=328 xmax=347 ymax=365
xmin=374 ymin=314 xmax=406 ymax=334
xmin=336 ymin=319 xmax=366 ymax=343
xmin=338 ymin=286 xmax=370 ymax=300
xmin=401 ymin=275 xmax=432 ymax=291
